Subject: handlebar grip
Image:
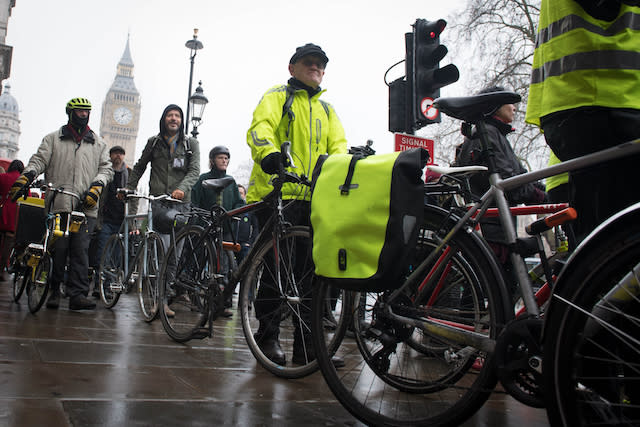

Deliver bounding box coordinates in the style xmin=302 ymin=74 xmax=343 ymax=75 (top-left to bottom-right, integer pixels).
xmin=525 ymin=207 xmax=577 ymax=235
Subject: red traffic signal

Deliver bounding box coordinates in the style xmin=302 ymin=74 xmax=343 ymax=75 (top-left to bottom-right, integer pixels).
xmin=411 ymin=18 xmax=459 ymax=127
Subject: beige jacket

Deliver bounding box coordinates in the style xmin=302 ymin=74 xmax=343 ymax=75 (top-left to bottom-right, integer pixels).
xmin=24 ymin=126 xmax=113 ymax=218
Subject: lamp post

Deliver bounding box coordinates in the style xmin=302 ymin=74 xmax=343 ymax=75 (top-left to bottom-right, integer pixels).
xmin=185 ymin=28 xmax=203 ymax=135
xmin=188 ymin=81 xmax=209 ymax=138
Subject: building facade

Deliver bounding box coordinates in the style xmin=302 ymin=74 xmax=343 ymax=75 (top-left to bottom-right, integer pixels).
xmin=0 ymin=83 xmax=19 ymax=159
xmin=100 ymin=36 xmax=141 ymax=167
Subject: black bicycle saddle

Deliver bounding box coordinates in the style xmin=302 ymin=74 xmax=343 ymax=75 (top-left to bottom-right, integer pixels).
xmin=201 ymin=176 xmax=235 ymax=191
xmin=434 ymin=91 xmax=521 ymax=123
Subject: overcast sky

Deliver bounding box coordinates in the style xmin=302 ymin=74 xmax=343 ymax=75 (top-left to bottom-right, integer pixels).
xmin=5 ymin=0 xmax=466 ymax=182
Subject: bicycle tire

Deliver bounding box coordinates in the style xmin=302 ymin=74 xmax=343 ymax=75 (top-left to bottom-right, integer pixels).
xmin=11 ymin=248 xmax=27 ymax=302
xmin=98 ymin=234 xmax=124 ymax=308
xmin=240 ymin=226 xmax=347 ymax=379
xmin=159 ymin=225 xmax=214 ymax=343
xmin=26 ymin=253 xmax=52 ymax=314
xmin=138 ymin=233 xmax=164 ymax=322
xmin=544 ymin=206 xmax=640 ymax=426
xmin=311 ymin=204 xmax=509 ymax=427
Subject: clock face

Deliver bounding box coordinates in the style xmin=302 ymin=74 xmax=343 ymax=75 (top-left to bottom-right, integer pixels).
xmin=113 ymin=106 xmax=133 ymax=125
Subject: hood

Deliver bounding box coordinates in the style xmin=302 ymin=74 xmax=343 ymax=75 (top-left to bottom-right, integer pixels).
xmin=159 ymin=104 xmax=185 ymax=140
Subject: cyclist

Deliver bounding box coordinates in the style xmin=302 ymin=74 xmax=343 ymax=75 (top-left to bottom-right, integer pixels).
xmin=89 ymin=145 xmax=131 ymax=298
xmin=9 ymin=97 xmax=113 ymax=310
xmin=525 ymin=0 xmax=640 ymax=242
xmin=246 ymin=43 xmax=347 ymax=366
xmin=125 ymin=104 xmax=200 ymax=317
xmin=191 ymin=145 xmax=244 ymax=317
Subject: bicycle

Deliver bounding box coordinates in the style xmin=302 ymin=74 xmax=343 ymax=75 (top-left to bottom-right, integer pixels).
xmin=10 ymin=182 xmax=45 ymax=303
xmin=310 ymin=90 xmax=640 ymax=426
xmin=158 ymin=141 xmax=349 ymax=379
xmin=15 ymin=183 xmax=85 ymax=313
xmin=97 ymin=190 xmax=172 ymax=322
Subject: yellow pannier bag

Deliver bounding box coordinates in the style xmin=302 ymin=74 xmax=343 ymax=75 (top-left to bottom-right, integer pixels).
xmin=310 ymin=148 xmax=428 ymax=291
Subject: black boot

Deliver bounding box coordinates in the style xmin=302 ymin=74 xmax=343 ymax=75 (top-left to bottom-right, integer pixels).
xmin=45 ymin=291 xmax=60 ymax=309
xmin=255 ymin=324 xmax=285 ymax=366
xmin=69 ymin=295 xmax=96 ymax=310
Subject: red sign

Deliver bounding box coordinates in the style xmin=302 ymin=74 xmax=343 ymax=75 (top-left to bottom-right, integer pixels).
xmin=394 ymin=133 xmax=435 ymax=164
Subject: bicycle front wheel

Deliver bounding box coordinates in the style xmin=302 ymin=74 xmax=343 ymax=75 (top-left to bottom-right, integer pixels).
xmin=98 ymin=234 xmax=124 ymax=308
xmin=311 ymin=205 xmax=508 ymax=426
xmin=544 ymin=209 xmax=640 ymax=426
xmin=26 ymin=253 xmax=52 ymax=313
xmin=240 ymin=225 xmax=337 ymax=379
xmin=10 ymin=248 xmax=27 ymax=302
xmin=138 ymin=233 xmax=164 ymax=322
xmin=159 ymin=225 xmax=215 ymax=343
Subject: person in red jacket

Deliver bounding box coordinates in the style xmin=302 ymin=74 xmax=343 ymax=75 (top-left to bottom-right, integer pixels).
xmin=0 ymin=159 xmax=26 ymax=278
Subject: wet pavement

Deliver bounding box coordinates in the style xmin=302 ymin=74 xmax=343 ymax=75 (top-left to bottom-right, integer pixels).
xmin=0 ymin=278 xmax=550 ymax=426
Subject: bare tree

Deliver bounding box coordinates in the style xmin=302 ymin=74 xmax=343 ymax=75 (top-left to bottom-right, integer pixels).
xmin=429 ymin=0 xmax=547 ymax=170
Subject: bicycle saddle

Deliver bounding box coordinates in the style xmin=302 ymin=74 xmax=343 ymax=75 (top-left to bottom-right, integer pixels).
xmin=202 ymin=176 xmax=235 ymax=191
xmin=434 ymin=91 xmax=521 ymax=123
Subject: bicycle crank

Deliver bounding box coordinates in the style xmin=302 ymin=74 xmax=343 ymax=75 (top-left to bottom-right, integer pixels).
xmin=494 ymin=317 xmax=545 ymax=408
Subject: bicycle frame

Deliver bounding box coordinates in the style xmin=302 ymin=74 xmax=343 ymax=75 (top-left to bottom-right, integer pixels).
xmin=388 ymin=137 xmax=640 ymax=352
xmin=118 ymin=194 xmax=159 ymax=287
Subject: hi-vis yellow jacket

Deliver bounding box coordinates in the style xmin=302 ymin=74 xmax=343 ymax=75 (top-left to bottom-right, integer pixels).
xmin=525 ymin=0 xmax=640 ymax=127
xmin=246 ymin=84 xmax=347 ymax=203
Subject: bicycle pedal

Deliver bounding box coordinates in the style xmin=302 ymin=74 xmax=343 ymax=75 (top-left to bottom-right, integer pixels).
xmin=110 ymin=284 xmax=124 ymax=293
xmin=190 ymin=328 xmax=210 ymax=340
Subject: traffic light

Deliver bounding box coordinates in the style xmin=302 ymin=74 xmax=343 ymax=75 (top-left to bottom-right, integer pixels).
xmin=410 ymin=19 xmax=459 ymax=128
xmin=388 ymin=78 xmax=408 ymax=133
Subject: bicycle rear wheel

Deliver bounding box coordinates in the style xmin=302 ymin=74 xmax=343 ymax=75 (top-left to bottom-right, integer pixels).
xmin=544 ymin=207 xmax=640 ymax=426
xmin=311 ymin=205 xmax=508 ymax=426
xmin=138 ymin=233 xmax=164 ymax=322
xmin=26 ymin=253 xmax=52 ymax=313
xmin=10 ymin=248 xmax=27 ymax=302
xmin=240 ymin=226 xmax=344 ymax=379
xmin=159 ymin=225 xmax=215 ymax=343
xmin=98 ymin=234 xmax=124 ymax=308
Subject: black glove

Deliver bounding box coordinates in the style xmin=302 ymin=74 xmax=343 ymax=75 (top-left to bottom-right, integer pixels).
xmin=9 ymin=170 xmax=35 ymax=201
xmin=260 ymin=152 xmax=282 ymax=175
xmin=84 ymin=181 xmax=103 ymax=208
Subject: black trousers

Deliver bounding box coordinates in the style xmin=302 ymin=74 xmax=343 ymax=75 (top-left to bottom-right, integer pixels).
xmin=52 ymin=215 xmax=96 ymax=299
xmin=541 ymin=107 xmax=640 ymax=243
xmin=253 ymin=200 xmax=311 ymax=341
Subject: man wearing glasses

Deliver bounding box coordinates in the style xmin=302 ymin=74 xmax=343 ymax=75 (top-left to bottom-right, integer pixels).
xmin=246 ymin=43 xmax=347 ymax=367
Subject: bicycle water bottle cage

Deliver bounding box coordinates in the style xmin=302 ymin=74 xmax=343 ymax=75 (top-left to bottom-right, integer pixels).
xmin=434 ymin=91 xmax=521 ymax=124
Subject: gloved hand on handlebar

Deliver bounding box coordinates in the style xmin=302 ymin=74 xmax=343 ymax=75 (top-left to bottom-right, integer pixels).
xmin=260 ymin=152 xmax=282 ymax=175
xmin=9 ymin=170 xmax=35 ymax=202
xmin=84 ymin=181 xmax=103 ymax=208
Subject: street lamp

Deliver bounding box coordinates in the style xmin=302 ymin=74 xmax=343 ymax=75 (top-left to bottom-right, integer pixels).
xmin=185 ymin=28 xmax=203 ymax=135
xmin=188 ymin=81 xmax=209 ymax=138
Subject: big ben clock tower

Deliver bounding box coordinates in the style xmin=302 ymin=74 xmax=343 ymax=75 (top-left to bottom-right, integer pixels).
xmin=100 ymin=35 xmax=141 ymax=167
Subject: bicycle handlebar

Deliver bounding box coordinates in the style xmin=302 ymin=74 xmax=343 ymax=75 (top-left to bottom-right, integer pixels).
xmin=117 ymin=188 xmax=183 ymax=204
xmin=40 ymin=183 xmax=82 ymax=202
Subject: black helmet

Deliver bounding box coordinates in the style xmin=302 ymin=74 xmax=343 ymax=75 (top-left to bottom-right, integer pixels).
xmin=210 ymin=145 xmax=230 ymax=159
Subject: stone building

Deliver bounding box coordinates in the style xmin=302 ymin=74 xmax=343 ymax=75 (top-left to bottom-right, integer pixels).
xmin=0 ymin=83 xmax=19 ymax=159
xmin=100 ymin=36 xmax=141 ymax=167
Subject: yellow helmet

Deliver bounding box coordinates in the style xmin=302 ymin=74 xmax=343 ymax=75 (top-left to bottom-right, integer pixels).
xmin=66 ymin=97 xmax=92 ymax=114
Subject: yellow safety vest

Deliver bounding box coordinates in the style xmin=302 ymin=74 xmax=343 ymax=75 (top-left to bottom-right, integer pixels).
xmin=526 ymin=0 xmax=640 ymax=127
